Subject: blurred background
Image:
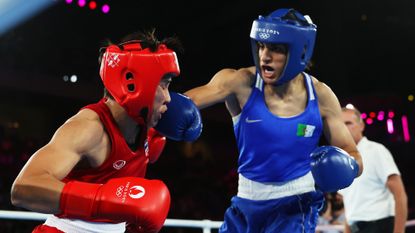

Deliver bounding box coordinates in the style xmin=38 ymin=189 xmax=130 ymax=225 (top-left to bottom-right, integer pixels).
xmin=0 ymin=0 xmax=414 ymax=232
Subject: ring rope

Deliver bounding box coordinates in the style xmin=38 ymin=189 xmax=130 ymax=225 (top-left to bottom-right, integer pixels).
xmin=1 ymin=210 xmax=414 ymax=232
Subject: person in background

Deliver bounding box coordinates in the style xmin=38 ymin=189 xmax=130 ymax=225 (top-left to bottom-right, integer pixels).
xmin=317 ymin=192 xmax=345 ymax=233
xmin=339 ymin=105 xmax=408 ymax=233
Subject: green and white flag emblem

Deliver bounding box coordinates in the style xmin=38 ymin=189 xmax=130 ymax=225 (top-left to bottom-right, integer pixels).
xmin=296 ymin=124 xmax=316 ymax=137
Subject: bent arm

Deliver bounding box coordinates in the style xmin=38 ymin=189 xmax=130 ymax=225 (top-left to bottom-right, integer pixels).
xmin=316 ymin=80 xmax=363 ymax=176
xmin=387 ymin=174 xmax=408 ymax=233
xmin=11 ymin=145 xmax=76 ymax=213
xmin=11 ymin=114 xmax=104 ymax=213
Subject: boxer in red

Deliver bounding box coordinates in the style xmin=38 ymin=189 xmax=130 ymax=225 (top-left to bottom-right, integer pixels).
xmin=10 ymin=30 xmax=202 ymax=233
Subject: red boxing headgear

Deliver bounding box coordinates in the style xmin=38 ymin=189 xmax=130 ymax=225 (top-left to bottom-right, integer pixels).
xmin=100 ymin=41 xmax=180 ymax=125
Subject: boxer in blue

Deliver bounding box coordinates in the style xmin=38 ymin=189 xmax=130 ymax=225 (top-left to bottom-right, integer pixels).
xmin=185 ymin=8 xmax=363 ymax=232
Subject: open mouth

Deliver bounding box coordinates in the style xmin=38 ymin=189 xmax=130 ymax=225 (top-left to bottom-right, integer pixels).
xmin=261 ymin=65 xmax=275 ymax=78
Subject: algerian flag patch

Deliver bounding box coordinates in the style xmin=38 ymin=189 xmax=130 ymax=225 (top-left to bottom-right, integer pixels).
xmin=296 ymin=123 xmax=316 ymax=137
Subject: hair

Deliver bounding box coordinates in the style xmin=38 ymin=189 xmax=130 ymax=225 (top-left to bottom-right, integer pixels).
xmin=100 ymin=29 xmax=183 ymax=98
xmin=341 ymin=106 xmax=363 ymax=123
xmin=120 ymin=29 xmax=183 ymax=53
xmin=281 ymin=9 xmax=312 ymax=27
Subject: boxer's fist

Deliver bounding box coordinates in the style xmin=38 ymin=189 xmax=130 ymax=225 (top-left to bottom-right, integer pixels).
xmin=60 ymin=177 xmax=170 ymax=232
xmin=147 ymin=128 xmax=166 ymax=163
xmin=155 ymin=92 xmax=202 ymax=141
xmin=310 ymin=146 xmax=358 ymax=192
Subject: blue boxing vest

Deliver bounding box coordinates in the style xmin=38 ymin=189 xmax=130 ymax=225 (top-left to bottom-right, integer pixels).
xmin=233 ymin=72 xmax=322 ymax=183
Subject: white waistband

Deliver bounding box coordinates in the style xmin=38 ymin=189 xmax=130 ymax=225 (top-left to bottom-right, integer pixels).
xmin=237 ymin=172 xmax=316 ymax=200
xmin=45 ymin=215 xmax=126 ymax=233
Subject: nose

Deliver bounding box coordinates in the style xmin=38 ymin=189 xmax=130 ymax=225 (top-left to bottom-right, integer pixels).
xmin=259 ymin=47 xmax=272 ymax=64
xmin=164 ymin=89 xmax=171 ymax=104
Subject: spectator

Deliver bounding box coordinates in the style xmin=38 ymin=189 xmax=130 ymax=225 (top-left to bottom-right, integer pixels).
xmin=339 ymin=105 xmax=408 ymax=233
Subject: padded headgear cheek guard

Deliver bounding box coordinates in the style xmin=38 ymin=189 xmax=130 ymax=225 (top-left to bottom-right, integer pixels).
xmin=99 ymin=42 xmax=180 ymax=126
xmin=250 ymin=8 xmax=317 ymax=85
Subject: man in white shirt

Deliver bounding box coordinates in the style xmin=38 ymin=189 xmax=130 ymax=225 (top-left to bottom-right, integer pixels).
xmin=339 ymin=105 xmax=408 ymax=233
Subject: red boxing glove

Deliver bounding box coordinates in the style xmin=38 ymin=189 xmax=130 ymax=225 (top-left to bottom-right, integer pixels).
xmin=147 ymin=128 xmax=166 ymax=163
xmin=60 ymin=177 xmax=170 ymax=232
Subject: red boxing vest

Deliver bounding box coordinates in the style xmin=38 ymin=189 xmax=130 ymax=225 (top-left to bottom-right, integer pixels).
xmin=63 ymin=98 xmax=149 ymax=184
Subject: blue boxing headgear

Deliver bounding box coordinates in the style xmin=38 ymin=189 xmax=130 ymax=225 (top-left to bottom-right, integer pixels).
xmin=250 ymin=8 xmax=317 ymax=85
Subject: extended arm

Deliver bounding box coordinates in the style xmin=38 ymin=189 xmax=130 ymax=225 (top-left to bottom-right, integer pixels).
xmin=185 ymin=68 xmax=254 ymax=110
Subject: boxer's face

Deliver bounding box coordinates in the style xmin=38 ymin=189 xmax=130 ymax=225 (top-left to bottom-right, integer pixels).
xmin=258 ymin=42 xmax=287 ymax=84
xmin=149 ymin=75 xmax=172 ymax=128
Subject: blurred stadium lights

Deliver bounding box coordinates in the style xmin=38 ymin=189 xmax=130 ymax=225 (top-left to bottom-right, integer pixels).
xmin=0 ymin=0 xmax=57 ymax=36
xmin=101 ymin=4 xmax=110 ymax=14
xmin=401 ymin=115 xmax=410 ymax=142
xmin=88 ymin=1 xmax=96 ymax=10
xmin=387 ymin=119 xmax=394 ymax=134
xmin=65 ymin=0 xmax=110 ymax=14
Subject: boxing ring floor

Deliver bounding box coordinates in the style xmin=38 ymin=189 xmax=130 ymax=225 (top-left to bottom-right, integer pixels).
xmin=1 ymin=210 xmax=415 ymax=232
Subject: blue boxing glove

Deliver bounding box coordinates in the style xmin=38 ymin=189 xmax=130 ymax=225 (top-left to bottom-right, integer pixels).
xmin=310 ymin=146 xmax=359 ymax=193
xmin=155 ymin=92 xmax=202 ymax=141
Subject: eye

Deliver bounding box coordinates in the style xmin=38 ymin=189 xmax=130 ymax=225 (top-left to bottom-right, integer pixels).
xmin=268 ymin=44 xmax=287 ymax=54
xmin=160 ymin=83 xmax=168 ymax=89
xmin=159 ymin=80 xmax=171 ymax=90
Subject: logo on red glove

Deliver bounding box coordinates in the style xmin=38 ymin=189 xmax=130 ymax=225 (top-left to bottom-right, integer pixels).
xmin=129 ymin=186 xmax=145 ymax=199
xmin=116 ymin=185 xmax=124 ymax=197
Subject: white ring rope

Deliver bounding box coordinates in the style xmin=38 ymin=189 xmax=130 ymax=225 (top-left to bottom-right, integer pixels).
xmin=1 ymin=210 xmax=414 ymax=232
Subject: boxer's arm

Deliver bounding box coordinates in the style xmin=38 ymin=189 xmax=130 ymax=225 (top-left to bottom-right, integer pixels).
xmin=184 ymin=67 xmax=254 ymax=109
xmin=315 ymin=79 xmax=363 ymax=176
xmin=11 ymin=112 xmax=105 ymax=213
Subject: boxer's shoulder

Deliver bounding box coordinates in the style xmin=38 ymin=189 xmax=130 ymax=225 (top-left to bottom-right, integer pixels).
xmin=55 ymin=110 xmax=105 ymax=147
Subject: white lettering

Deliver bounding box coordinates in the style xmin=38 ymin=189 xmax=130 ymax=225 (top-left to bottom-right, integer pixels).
xmin=254 ymin=28 xmax=279 ymax=35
